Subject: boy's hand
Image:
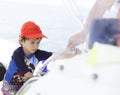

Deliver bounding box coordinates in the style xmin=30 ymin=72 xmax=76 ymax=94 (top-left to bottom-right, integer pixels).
xmin=22 ymin=71 xmax=33 ymax=81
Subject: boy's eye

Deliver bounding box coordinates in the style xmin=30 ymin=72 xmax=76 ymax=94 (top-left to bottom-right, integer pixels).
xmin=30 ymin=41 xmax=40 ymax=45
xmin=31 ymin=42 xmax=35 ymax=44
xmin=37 ymin=41 xmax=40 ymax=44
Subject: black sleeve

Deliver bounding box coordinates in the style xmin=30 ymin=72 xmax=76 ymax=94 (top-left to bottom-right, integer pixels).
xmin=0 ymin=62 xmax=6 ymax=81
xmin=12 ymin=47 xmax=29 ymax=75
xmin=35 ymin=49 xmax=53 ymax=61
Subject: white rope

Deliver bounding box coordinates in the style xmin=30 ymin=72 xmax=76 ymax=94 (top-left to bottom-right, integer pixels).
xmin=33 ymin=50 xmax=65 ymax=76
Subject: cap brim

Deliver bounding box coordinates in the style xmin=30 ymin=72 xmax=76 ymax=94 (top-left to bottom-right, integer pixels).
xmin=22 ymin=34 xmax=48 ymax=39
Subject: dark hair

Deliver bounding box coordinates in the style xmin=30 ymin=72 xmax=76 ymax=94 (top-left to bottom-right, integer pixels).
xmin=19 ymin=37 xmax=29 ymax=45
xmin=19 ymin=37 xmax=42 ymax=45
xmin=0 ymin=62 xmax=6 ymax=81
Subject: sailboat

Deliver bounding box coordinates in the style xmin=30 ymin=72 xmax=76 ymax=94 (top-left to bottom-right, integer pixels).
xmin=1 ymin=0 xmax=120 ymax=95
xmin=16 ymin=18 xmax=120 ymax=95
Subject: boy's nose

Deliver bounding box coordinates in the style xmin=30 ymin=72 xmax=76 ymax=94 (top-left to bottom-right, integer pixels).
xmin=33 ymin=44 xmax=39 ymax=49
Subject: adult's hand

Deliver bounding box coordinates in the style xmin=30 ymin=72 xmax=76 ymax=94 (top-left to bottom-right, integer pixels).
xmin=67 ymin=31 xmax=87 ymax=50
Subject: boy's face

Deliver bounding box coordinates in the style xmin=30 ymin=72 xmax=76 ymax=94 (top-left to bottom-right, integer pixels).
xmin=21 ymin=38 xmax=42 ymax=56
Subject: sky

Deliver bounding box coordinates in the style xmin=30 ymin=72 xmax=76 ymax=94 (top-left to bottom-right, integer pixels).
xmin=0 ymin=0 xmax=94 ymax=6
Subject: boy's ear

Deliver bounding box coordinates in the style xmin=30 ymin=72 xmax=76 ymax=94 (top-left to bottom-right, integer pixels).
xmin=19 ymin=37 xmax=24 ymax=45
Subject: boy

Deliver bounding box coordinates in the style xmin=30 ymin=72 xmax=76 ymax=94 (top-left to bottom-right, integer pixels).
xmin=1 ymin=21 xmax=52 ymax=95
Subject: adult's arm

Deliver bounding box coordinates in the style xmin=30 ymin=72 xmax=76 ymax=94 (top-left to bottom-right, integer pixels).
xmin=67 ymin=0 xmax=115 ymax=50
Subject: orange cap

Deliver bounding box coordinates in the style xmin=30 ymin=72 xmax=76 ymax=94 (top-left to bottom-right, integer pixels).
xmin=20 ymin=21 xmax=47 ymax=39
